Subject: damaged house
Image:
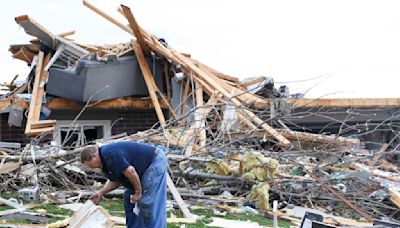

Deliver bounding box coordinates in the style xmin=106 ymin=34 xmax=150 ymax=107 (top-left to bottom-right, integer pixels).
xmin=1 ymin=2 xmax=400 ymax=227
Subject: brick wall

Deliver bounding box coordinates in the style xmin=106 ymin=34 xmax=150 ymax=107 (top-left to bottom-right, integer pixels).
xmin=0 ymin=114 xmax=31 ymax=145
xmin=0 ymin=109 xmax=166 ymax=146
xmin=111 ymin=109 xmax=165 ymax=135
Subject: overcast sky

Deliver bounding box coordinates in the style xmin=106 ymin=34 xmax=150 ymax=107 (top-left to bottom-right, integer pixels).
xmin=1 ymin=0 xmax=400 ymax=98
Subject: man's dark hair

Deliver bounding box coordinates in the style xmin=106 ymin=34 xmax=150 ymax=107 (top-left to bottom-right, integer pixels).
xmin=80 ymin=145 xmax=98 ymax=163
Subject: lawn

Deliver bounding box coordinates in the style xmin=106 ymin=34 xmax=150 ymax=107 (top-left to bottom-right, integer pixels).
xmin=0 ymin=196 xmax=291 ymax=227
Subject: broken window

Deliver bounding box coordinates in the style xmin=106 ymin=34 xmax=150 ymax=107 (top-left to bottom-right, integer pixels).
xmin=54 ymin=120 xmax=111 ymax=149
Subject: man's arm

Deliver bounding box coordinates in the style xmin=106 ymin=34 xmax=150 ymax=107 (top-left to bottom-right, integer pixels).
xmin=90 ymin=180 xmax=121 ymax=204
xmin=122 ymin=166 xmax=142 ymax=204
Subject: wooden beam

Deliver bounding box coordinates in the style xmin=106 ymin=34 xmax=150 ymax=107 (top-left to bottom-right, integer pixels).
xmin=25 ymin=127 xmax=54 ymax=136
xmin=120 ymin=5 xmax=149 ymax=53
xmin=198 ymin=63 xmax=239 ymax=83
xmin=121 ymin=5 xmax=175 ymax=117
xmin=58 ymin=30 xmax=75 ymax=37
xmin=180 ymin=77 xmax=191 ymax=117
xmin=240 ymin=76 xmax=265 ymax=88
xmin=45 ymin=97 xmax=164 ymax=109
xmin=289 ymin=98 xmax=400 ymax=108
xmin=164 ymin=63 xmax=172 ymax=102
xmin=25 ymin=51 xmax=44 ymax=135
xmin=30 ymin=120 xmax=57 ymax=129
xmin=166 ymin=174 xmax=196 ymax=219
xmin=131 ymin=41 xmax=166 ymax=126
xmin=82 ymin=0 xmax=133 ymax=35
xmin=25 ymin=52 xmax=55 ymax=136
xmin=195 ymin=83 xmax=206 ymax=148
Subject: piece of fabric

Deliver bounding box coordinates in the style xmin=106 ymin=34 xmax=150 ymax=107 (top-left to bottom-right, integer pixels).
xmin=124 ymin=148 xmax=168 ymax=228
xmin=99 ymin=141 xmax=156 ymax=189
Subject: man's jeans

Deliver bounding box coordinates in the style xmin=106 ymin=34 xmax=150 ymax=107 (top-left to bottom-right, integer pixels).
xmin=124 ymin=149 xmax=167 ymax=228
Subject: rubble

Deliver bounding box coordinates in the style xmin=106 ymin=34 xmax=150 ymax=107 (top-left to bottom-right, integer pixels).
xmin=0 ymin=1 xmax=400 ymax=227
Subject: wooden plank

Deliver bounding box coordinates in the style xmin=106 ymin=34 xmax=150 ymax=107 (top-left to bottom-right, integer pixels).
xmin=45 ymin=97 xmax=164 ymax=109
xmin=83 ymin=1 xmax=133 ymax=35
xmin=30 ymin=120 xmax=56 ymax=129
xmin=164 ymin=63 xmax=172 ymax=102
xmin=24 ymin=52 xmax=55 ymax=136
xmin=58 ymin=30 xmax=75 ymax=37
xmin=289 ymin=98 xmax=400 ymax=108
xmin=25 ymin=51 xmax=44 ymax=135
xmin=389 ymin=188 xmax=400 ymax=208
xmin=180 ymin=77 xmax=191 ymax=117
xmin=120 ymin=5 xmax=150 ymax=53
xmin=198 ymin=65 xmax=268 ymax=107
xmin=195 ymin=83 xmax=206 ymax=148
xmin=166 ymin=173 xmax=195 ymax=219
xmin=198 ymin=63 xmax=239 ymax=83
xmin=131 ymin=41 xmax=166 ymax=126
xmin=241 ymin=76 xmax=265 ymax=88
xmin=25 ymin=127 xmax=54 ymax=136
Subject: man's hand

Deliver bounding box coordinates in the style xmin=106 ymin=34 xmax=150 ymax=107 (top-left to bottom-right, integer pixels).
xmin=89 ymin=192 xmax=103 ymax=204
xmin=130 ymin=192 xmax=142 ymax=204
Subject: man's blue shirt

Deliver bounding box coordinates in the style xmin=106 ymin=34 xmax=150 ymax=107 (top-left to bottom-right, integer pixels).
xmin=99 ymin=141 xmax=156 ymax=190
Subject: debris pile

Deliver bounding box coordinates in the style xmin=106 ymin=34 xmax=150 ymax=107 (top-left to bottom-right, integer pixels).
xmin=1 ymin=1 xmax=400 ymax=227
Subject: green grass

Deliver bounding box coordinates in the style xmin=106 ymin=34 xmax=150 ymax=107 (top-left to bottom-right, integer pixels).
xmin=100 ymin=198 xmax=125 ymax=216
xmin=1 ymin=195 xmax=292 ymax=227
xmin=168 ymin=207 xmax=292 ymax=228
xmin=0 ymin=194 xmax=73 ymax=224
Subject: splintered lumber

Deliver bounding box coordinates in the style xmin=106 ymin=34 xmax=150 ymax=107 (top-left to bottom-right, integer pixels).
xmin=131 ymin=41 xmax=166 ymax=127
xmin=120 ymin=5 xmax=149 ymax=53
xmin=12 ymin=47 xmax=35 ymax=63
xmin=84 ymin=2 xmax=290 ymax=145
xmin=24 ymin=51 xmax=44 ymax=133
xmin=83 ymin=0 xmax=133 ymax=35
xmin=389 ymin=188 xmax=400 ymax=208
